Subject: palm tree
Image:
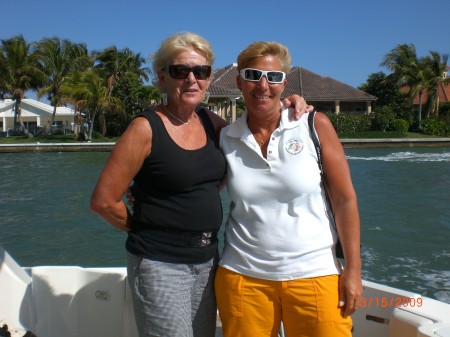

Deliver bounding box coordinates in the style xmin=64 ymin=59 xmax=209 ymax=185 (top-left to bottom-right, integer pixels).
xmin=137 ymin=84 xmax=161 ymax=110
xmin=422 ymin=51 xmax=450 ymax=117
xmin=94 ymin=47 xmax=150 ymax=95
xmin=61 ymin=71 xmax=123 ymax=140
xmin=381 ymin=44 xmax=428 ymax=128
xmin=93 ymin=47 xmax=150 ymax=135
xmin=59 ymin=71 xmax=89 ymax=139
xmin=34 ymin=37 xmax=91 ymax=133
xmin=0 ymin=35 xmax=44 ymax=137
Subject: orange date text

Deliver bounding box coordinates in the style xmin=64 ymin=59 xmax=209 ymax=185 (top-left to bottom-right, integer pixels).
xmin=357 ymin=296 xmax=422 ymax=308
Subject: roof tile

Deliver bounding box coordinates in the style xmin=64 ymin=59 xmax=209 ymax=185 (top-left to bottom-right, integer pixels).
xmin=210 ymin=64 xmax=376 ymax=101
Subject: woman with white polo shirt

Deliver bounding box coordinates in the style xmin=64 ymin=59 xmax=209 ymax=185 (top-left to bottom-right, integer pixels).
xmin=216 ymin=41 xmax=362 ymax=337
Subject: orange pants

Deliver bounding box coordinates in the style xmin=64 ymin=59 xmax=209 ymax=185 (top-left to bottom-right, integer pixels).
xmin=215 ymin=266 xmax=352 ymax=337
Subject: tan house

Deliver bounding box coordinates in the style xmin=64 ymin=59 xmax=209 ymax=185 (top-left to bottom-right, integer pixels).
xmin=207 ymin=64 xmax=376 ymax=122
xmin=0 ymin=98 xmax=75 ymax=135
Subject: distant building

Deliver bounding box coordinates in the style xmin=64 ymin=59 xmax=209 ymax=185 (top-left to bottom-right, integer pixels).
xmin=412 ymin=68 xmax=450 ymax=106
xmin=207 ymin=64 xmax=376 ymax=122
xmin=0 ymin=98 xmax=75 ymax=135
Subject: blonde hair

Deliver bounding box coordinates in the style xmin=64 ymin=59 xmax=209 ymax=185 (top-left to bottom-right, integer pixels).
xmin=237 ymin=41 xmax=291 ymax=73
xmin=151 ymin=32 xmax=215 ymax=87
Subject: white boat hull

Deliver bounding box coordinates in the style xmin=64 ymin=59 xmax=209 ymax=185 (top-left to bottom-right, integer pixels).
xmin=1 ymin=245 xmax=449 ymax=337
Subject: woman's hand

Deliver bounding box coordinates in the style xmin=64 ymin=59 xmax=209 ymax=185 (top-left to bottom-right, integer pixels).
xmin=282 ymin=94 xmax=314 ymax=120
xmin=338 ymin=267 xmax=363 ymax=317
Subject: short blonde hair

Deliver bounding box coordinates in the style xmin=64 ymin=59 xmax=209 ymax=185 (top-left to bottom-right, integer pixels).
xmin=151 ymin=32 xmax=215 ymax=87
xmin=237 ymin=41 xmax=291 ymax=73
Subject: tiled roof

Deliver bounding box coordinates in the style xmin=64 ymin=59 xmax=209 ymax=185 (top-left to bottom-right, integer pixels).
xmin=411 ymin=82 xmax=450 ymax=104
xmin=285 ymin=67 xmax=376 ymax=101
xmin=210 ymin=64 xmax=376 ymax=102
xmin=209 ymin=64 xmax=241 ymax=96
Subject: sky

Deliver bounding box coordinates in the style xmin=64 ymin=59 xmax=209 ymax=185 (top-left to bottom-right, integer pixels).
xmin=1 ymin=0 xmax=449 ymax=92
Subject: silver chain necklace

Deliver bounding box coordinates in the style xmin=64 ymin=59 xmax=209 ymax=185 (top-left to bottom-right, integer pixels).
xmin=163 ymin=105 xmax=194 ymax=125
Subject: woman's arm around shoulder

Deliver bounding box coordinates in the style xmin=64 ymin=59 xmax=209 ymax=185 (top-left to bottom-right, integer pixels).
xmin=206 ymin=109 xmax=228 ymax=143
xmin=314 ymin=112 xmax=362 ymax=317
xmin=90 ymin=117 xmax=152 ymax=232
xmin=205 ymin=109 xmax=228 ymax=189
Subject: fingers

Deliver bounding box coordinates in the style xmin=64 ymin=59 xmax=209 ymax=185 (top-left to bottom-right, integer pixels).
xmin=292 ymin=96 xmax=306 ymax=116
xmin=338 ymin=277 xmax=346 ymax=312
xmin=338 ymin=276 xmax=360 ymax=317
xmin=342 ymin=295 xmax=358 ymax=317
xmin=282 ymin=95 xmax=315 ymax=121
xmin=291 ymin=104 xmax=314 ymax=121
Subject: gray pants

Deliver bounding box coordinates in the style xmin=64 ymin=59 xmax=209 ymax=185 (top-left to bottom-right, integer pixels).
xmin=126 ymin=251 xmax=218 ymax=337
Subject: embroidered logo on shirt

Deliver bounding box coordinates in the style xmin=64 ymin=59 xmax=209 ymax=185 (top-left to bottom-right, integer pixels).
xmin=285 ymin=138 xmax=304 ymax=155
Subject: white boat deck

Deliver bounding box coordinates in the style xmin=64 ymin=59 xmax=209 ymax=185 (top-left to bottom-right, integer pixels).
xmin=1 ymin=245 xmax=449 ymax=337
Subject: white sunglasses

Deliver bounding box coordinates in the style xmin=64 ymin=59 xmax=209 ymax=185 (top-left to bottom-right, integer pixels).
xmin=239 ymin=68 xmax=286 ymax=84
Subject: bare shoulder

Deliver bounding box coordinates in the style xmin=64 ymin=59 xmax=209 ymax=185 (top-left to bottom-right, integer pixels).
xmin=114 ymin=116 xmax=152 ymax=157
xmin=313 ymin=111 xmax=334 ymax=130
xmin=123 ymin=116 xmax=151 ymax=139
xmin=313 ymin=112 xmax=341 ymax=149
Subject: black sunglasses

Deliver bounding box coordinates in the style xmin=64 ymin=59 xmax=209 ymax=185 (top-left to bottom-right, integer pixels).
xmin=163 ymin=64 xmax=212 ymax=80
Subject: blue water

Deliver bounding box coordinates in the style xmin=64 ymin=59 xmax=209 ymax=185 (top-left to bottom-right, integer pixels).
xmin=0 ymin=147 xmax=449 ymax=303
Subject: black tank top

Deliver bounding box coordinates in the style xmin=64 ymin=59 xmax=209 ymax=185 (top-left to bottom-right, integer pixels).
xmin=126 ymin=107 xmax=226 ymax=263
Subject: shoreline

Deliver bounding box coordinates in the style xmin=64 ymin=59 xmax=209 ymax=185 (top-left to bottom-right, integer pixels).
xmin=339 ymin=137 xmax=450 ymax=148
xmin=0 ymin=138 xmax=449 ymax=153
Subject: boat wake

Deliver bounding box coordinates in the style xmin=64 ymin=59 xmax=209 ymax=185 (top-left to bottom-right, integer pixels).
xmin=362 ymin=248 xmax=450 ymax=304
xmin=347 ymin=150 xmax=450 ymax=162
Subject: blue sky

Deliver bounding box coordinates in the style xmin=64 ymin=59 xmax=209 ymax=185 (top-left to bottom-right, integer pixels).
xmin=1 ymin=0 xmax=449 ymax=90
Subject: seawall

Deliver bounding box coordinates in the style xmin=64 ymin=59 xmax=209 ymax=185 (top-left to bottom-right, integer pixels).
xmin=0 ymin=138 xmax=449 ymax=153
xmin=339 ymin=138 xmax=450 ymax=148
xmin=0 ymin=142 xmax=116 ymax=153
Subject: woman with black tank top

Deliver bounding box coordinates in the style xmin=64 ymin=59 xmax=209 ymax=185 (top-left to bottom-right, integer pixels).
xmin=91 ymin=32 xmax=309 ymax=337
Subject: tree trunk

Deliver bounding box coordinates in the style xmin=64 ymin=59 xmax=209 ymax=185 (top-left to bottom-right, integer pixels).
xmin=418 ymin=91 xmax=423 ymax=129
xmin=15 ymin=100 xmax=34 ymax=138
xmin=435 ymin=88 xmax=440 ymax=117
xmin=100 ymin=112 xmax=107 ymax=136
xmin=48 ymin=104 xmax=58 ymax=135
xmin=74 ymin=109 xmax=81 ymax=139
xmin=88 ymin=110 xmax=97 ymax=141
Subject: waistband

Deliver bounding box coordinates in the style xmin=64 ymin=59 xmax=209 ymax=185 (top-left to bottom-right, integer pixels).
xmin=139 ymin=227 xmax=218 ymax=248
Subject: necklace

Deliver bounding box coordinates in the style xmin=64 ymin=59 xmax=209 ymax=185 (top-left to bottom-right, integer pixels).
xmin=249 ymin=113 xmax=281 ymax=149
xmin=163 ymin=105 xmax=195 ymax=125
xmin=254 ymin=135 xmax=268 ymax=148
xmin=249 ymin=128 xmax=269 ymax=148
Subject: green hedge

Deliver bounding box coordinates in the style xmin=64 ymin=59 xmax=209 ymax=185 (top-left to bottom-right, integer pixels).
xmin=326 ymin=113 xmax=373 ymax=134
xmin=422 ymin=118 xmax=449 ymax=137
xmin=325 ymin=110 xmax=449 ymax=137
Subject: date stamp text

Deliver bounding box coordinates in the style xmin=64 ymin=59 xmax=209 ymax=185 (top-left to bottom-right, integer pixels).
xmin=357 ymin=296 xmax=422 ymax=308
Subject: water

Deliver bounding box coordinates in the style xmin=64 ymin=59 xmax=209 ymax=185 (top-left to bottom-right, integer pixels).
xmin=0 ymin=147 xmax=449 ymax=303
xmin=346 ymin=147 xmax=450 ymax=303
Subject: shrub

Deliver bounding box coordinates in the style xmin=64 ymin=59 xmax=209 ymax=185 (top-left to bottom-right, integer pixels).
xmin=326 ymin=113 xmax=373 ymax=134
xmin=422 ymin=118 xmax=448 ymax=137
xmin=391 ymin=119 xmax=409 ymax=133
xmin=372 ymin=106 xmax=396 ymax=131
xmin=440 ymin=102 xmax=450 ymax=124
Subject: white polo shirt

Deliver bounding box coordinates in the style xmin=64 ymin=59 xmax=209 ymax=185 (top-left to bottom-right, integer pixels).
xmin=219 ymin=106 xmax=340 ymax=281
